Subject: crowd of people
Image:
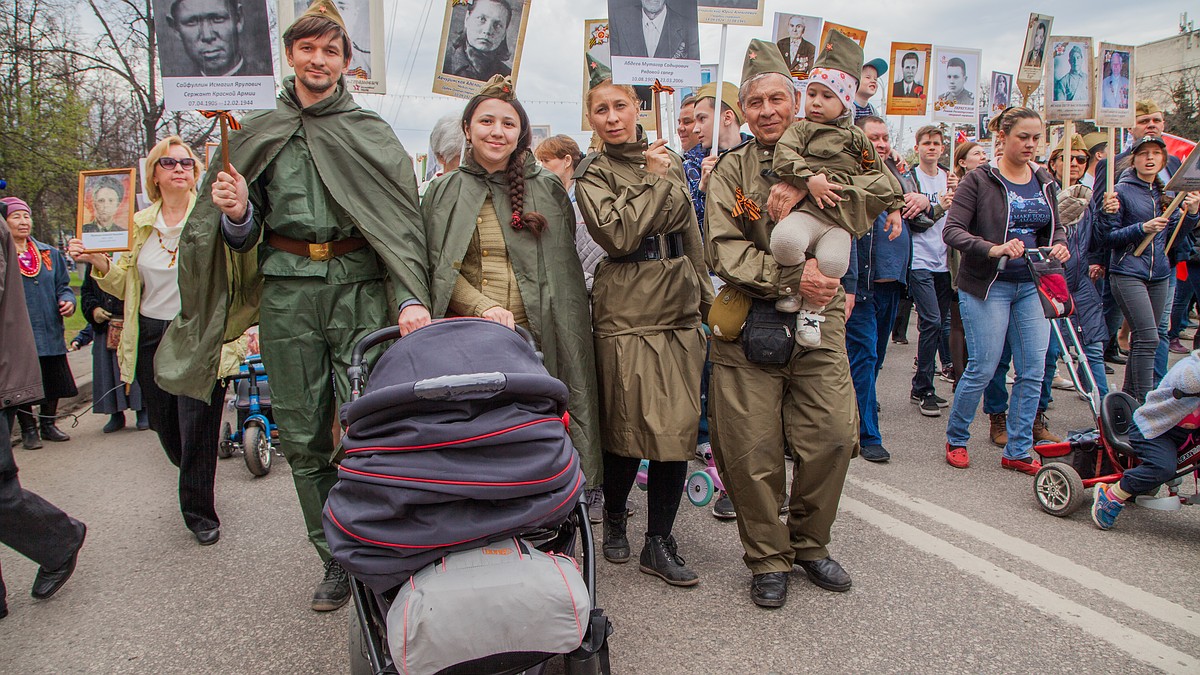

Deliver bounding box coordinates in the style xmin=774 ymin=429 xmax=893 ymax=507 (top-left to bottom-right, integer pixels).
xmin=3 ymin=0 xmax=1199 ymax=624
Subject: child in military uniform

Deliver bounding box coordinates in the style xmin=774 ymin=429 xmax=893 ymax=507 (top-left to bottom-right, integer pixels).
xmin=769 ymin=30 xmax=904 ymax=346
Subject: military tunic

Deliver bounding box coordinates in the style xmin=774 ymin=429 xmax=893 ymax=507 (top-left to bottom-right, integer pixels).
xmin=704 ymin=137 xmax=860 ymax=574
xmin=574 ymin=136 xmax=713 ymax=462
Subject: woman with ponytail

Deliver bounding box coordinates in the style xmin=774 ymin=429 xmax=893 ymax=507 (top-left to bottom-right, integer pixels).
xmin=421 ymin=74 xmax=603 ymax=508
xmin=574 ymin=72 xmax=712 ymax=588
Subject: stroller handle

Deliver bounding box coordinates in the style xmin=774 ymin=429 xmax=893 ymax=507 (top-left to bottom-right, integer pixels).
xmin=348 ymin=321 xmax=539 ymax=399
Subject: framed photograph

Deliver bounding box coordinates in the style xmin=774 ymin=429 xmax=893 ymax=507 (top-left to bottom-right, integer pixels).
xmin=771 ymin=13 xmax=821 ymax=81
xmin=1165 ymin=144 xmax=1200 ymax=193
xmin=978 ymin=113 xmax=992 ymax=141
xmin=819 ymin=21 xmax=867 ymax=51
xmin=885 ymin=43 xmax=931 ymax=117
xmin=608 ymin=0 xmax=701 ymax=87
xmin=582 ymin=18 xmax=657 ymax=131
xmin=154 ymin=0 xmax=276 ymax=111
xmin=1095 ymin=42 xmax=1135 ymax=128
xmin=1016 ymin=13 xmax=1053 ymax=90
xmin=1044 ymin=36 xmax=1093 ymax=121
xmin=530 ymin=125 xmax=552 ymax=149
xmin=930 ymin=46 xmax=980 ymax=124
xmin=990 ymin=72 xmax=1013 ymax=113
xmin=279 ymin=0 xmax=387 ymax=94
xmin=77 ymin=169 xmax=136 ymax=253
xmin=697 ymin=0 xmax=764 ymax=27
xmin=433 ymin=0 xmax=532 ymax=100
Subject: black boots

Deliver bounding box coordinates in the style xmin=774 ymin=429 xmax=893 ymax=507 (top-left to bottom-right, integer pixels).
xmin=16 ymin=408 xmax=41 ymax=450
xmin=602 ymin=510 xmax=630 ymax=563
xmin=638 ymin=534 xmax=698 ymax=587
xmin=38 ymin=400 xmax=69 ymax=443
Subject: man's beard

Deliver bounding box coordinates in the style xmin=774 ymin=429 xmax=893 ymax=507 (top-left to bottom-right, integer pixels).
xmin=299 ymin=72 xmax=335 ymax=93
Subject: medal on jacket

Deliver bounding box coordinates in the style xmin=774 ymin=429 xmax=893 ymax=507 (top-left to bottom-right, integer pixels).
xmin=18 ymin=240 xmax=40 ymax=278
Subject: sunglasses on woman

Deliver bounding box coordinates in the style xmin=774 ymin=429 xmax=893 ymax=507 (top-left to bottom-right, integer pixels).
xmin=158 ymin=157 xmax=197 ymax=170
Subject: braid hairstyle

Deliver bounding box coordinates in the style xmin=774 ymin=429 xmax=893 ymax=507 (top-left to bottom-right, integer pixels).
xmin=462 ymin=93 xmax=548 ymax=235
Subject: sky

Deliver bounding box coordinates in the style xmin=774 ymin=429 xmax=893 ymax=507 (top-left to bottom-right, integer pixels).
xmin=83 ymin=1 xmax=1192 ymax=157
xmin=354 ymin=0 xmax=1188 ymax=157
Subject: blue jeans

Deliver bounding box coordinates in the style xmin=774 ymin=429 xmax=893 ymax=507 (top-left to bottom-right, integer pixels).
xmin=947 ymin=281 xmax=1050 ymax=459
xmin=845 ymin=287 xmax=904 ymax=447
xmin=982 ymin=331 xmax=1061 ymax=415
xmin=1078 ymin=341 xmax=1111 ymax=398
xmin=1168 ymin=264 xmax=1199 ymax=338
xmin=1155 ymin=276 xmax=1175 ymax=383
xmin=873 ymin=282 xmax=905 ymax=373
xmin=909 ymin=269 xmax=952 ymax=395
xmin=1123 ymin=423 xmax=1186 ymax=496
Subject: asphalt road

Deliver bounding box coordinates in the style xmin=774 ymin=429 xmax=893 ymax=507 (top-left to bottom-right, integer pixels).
xmin=3 ymin=337 xmax=1198 ymax=674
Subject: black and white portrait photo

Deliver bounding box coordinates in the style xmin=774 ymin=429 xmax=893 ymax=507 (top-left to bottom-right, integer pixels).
xmin=772 ymin=13 xmax=821 ymax=80
xmin=154 ymin=0 xmax=274 ymax=77
xmin=990 ymin=71 xmax=1012 ymax=113
xmin=609 ymin=0 xmax=700 ymax=61
xmin=580 ymin=18 xmax=658 ymax=131
xmin=931 ymin=46 xmax=979 ymax=124
xmin=1017 ymin=13 xmax=1053 ymax=88
xmin=1044 ymin=36 xmax=1092 ymax=120
xmin=433 ymin=0 xmax=531 ymax=98
xmin=892 ymin=50 xmax=925 ymax=99
xmin=77 ymin=169 xmax=136 ymax=253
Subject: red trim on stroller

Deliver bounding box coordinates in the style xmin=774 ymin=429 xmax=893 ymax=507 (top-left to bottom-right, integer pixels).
xmin=339 ymin=461 xmax=574 ymax=488
xmin=344 ymin=415 xmax=567 ymax=454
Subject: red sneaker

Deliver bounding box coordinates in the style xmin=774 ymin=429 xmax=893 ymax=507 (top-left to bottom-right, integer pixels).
xmin=1001 ymin=455 xmax=1042 ymax=475
xmin=945 ymin=443 xmax=970 ymax=469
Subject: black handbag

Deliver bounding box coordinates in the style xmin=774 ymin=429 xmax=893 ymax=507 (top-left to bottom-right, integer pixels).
xmin=741 ymin=299 xmax=795 ymax=366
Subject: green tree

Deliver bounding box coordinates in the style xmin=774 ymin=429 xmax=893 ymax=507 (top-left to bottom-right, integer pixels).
xmin=1165 ymin=76 xmax=1200 ymax=141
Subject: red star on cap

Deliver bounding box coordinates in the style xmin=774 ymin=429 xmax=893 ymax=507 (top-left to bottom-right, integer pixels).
xmin=749 ymin=51 xmax=757 ymax=60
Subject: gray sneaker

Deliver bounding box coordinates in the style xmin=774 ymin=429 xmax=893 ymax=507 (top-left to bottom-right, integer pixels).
xmin=711 ymin=491 xmax=737 ymax=519
xmin=584 ymin=488 xmax=604 ymax=524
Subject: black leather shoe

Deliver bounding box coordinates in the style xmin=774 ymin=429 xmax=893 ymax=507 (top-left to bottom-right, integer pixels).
xmin=797 ymin=556 xmax=852 ymax=592
xmin=638 ymin=535 xmax=698 ymax=587
xmin=39 ymin=424 xmax=70 ymax=443
xmin=312 ymin=559 xmax=350 ymax=611
xmin=602 ymin=510 xmax=631 ymax=563
xmin=32 ymin=525 xmax=85 ymax=600
xmin=194 ymin=528 xmax=220 ymax=546
xmin=750 ymin=572 xmax=788 ymax=608
xmin=1104 ymin=345 xmax=1127 ymax=365
xmin=860 ymin=444 xmax=891 ymax=463
xmin=21 ymin=428 xmax=42 ymax=450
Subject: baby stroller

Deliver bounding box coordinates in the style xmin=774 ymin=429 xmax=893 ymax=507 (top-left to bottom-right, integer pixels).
xmin=326 ymin=319 xmax=612 ymax=675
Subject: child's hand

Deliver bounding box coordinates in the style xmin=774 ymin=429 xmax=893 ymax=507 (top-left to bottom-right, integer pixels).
xmin=806 ymin=173 xmax=844 ymax=209
xmin=1103 ymin=192 xmax=1120 ymax=214
xmin=1142 ymin=216 xmax=1168 ymax=234
xmin=884 ymin=211 xmax=903 ymax=241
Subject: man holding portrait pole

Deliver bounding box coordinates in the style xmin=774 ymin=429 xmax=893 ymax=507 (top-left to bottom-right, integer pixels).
xmin=155 ymin=0 xmax=430 ymax=612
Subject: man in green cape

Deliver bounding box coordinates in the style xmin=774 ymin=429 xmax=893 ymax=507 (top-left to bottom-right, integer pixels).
xmin=155 ymin=0 xmax=430 ymax=611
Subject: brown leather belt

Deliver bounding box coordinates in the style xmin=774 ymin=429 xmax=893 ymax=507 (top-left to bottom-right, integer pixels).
xmin=266 ymin=233 xmax=367 ymax=261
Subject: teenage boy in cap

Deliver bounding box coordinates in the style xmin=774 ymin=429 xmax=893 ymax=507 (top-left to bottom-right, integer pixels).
xmin=854 ymin=57 xmax=887 ymax=121
xmin=156 ymin=0 xmax=429 ymax=612
xmin=704 ymin=36 xmax=870 ymax=609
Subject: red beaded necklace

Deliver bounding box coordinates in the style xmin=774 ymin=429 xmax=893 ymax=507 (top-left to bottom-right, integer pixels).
xmin=17 ymin=240 xmax=40 ymax=278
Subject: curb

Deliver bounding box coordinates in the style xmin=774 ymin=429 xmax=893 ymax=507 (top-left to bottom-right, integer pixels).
xmin=9 ymin=351 xmax=94 ymax=444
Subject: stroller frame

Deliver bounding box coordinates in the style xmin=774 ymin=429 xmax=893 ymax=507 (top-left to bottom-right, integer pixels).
xmin=344 ymin=323 xmax=611 ymax=675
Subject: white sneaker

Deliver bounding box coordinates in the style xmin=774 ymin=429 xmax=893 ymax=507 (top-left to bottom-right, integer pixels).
xmin=1052 ymin=375 xmax=1075 ymax=391
xmin=775 ymin=295 xmax=801 ymax=313
xmin=695 ymin=441 xmax=712 ymax=463
xmin=796 ymin=310 xmax=825 ymax=347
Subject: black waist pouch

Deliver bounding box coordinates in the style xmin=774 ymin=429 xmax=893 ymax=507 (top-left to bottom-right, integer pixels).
xmin=741 ymin=300 xmax=795 ymax=366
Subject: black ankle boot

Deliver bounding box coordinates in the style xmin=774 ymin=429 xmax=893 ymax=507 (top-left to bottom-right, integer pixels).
xmin=39 ymin=401 xmax=69 ymax=443
xmin=602 ymin=510 xmax=630 ymax=563
xmin=17 ymin=408 xmax=41 ymax=450
xmin=638 ymin=534 xmax=698 ymax=587
xmin=102 ymin=413 xmax=125 ymax=434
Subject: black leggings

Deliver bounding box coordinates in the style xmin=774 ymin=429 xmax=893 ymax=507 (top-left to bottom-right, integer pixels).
xmin=602 ymin=452 xmax=687 ymax=539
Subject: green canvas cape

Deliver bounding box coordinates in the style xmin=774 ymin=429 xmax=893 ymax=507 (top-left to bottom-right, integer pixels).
xmin=156 ymin=77 xmax=429 ymax=400
xmin=421 ymin=154 xmax=602 ymax=476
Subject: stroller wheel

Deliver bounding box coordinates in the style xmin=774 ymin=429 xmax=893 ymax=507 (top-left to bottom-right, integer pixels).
xmin=242 ymin=425 xmax=272 ymax=477
xmin=686 ymin=471 xmax=715 ymax=507
xmin=218 ymin=422 xmax=234 ymax=459
xmin=1034 ymin=462 xmax=1085 ymax=517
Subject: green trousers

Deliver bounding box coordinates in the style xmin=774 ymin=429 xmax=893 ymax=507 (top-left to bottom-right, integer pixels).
xmin=258 ymin=276 xmax=390 ymax=562
xmin=708 ymin=292 xmax=859 ymax=575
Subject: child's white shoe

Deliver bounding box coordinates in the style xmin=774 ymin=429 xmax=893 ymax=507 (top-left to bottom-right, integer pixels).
xmin=775 ymin=295 xmax=801 ymax=313
xmin=796 ymin=310 xmax=825 ymax=347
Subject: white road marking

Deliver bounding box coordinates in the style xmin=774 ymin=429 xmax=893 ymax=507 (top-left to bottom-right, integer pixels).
xmin=841 ymin=496 xmax=1198 ymax=674
xmin=847 ymin=476 xmax=1200 ymax=638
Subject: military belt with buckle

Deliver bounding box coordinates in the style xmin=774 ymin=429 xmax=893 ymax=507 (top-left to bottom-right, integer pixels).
xmin=266 ymin=233 xmax=368 ymax=261
xmin=610 ymin=232 xmax=686 ymax=264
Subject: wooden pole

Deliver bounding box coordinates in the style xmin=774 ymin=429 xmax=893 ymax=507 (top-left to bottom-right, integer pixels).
xmin=1059 ymin=120 xmax=1074 ymax=188
xmin=653 ymin=91 xmax=663 ymax=143
xmin=710 ymin=24 xmax=729 ymax=160
xmin=220 ymin=114 xmax=231 ymax=176
xmin=1106 ymin=126 xmax=1116 ymax=197
xmin=1133 ymin=191 xmax=1188 ymax=256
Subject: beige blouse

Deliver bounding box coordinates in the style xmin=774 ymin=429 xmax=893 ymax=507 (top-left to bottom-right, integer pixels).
xmin=448 ymin=195 xmax=528 ymax=328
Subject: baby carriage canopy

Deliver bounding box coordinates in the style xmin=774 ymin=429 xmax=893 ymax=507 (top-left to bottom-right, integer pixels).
xmin=324 ymin=319 xmax=584 ymax=595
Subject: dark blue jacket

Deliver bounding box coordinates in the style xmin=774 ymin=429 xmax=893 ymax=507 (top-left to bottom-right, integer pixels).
xmin=20 ymin=238 xmax=74 ymax=357
xmin=1064 ymin=208 xmax=1109 ymax=345
xmin=1087 ymin=149 xmax=1185 ymax=267
xmin=842 ymin=159 xmax=916 ymax=298
xmin=1098 ymin=169 xmax=1198 ymax=282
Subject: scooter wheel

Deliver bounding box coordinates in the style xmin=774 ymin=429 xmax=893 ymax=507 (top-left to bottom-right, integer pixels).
xmin=1034 ymin=462 xmax=1085 ymax=517
xmin=635 ymin=459 xmax=649 ymax=491
xmin=218 ymin=422 xmax=234 ymax=459
xmin=686 ymin=471 xmax=715 ymax=507
xmin=242 ymin=424 xmax=271 ymax=477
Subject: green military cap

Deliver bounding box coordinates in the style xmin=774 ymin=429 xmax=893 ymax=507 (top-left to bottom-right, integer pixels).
xmin=1049 ymin=133 xmax=1087 ymax=159
xmin=813 ymin=29 xmax=863 ymax=82
xmin=695 ymin=81 xmax=743 ymax=124
xmin=586 ymin=52 xmax=613 ymax=90
xmin=1082 ymin=131 xmax=1107 ymax=152
xmin=297 ymin=0 xmax=347 ymax=32
xmin=740 ymin=39 xmax=791 ymax=88
xmin=478 ymin=74 xmax=516 ymax=101
xmin=1135 ymin=99 xmax=1161 ymax=117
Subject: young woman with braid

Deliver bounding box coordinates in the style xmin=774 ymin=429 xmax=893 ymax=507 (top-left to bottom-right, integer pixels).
xmin=421 ymin=74 xmax=603 ymax=514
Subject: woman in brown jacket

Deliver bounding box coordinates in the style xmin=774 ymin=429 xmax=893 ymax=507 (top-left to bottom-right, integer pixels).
xmin=575 ymin=76 xmax=712 ymax=587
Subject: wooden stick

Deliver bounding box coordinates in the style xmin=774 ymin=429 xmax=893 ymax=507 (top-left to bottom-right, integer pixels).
xmin=220 ymin=115 xmax=231 ymax=176
xmin=1133 ymin=191 xmax=1188 ymax=256
xmin=653 ymin=90 xmax=663 ymax=142
xmin=1059 ymin=120 xmax=1073 ymax=188
xmin=710 ymin=24 xmax=728 ymax=160
xmin=1106 ymin=127 xmax=1115 ymax=197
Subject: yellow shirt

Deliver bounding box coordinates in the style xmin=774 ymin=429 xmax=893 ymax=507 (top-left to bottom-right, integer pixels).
xmin=448 ymin=195 xmax=528 ymax=327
